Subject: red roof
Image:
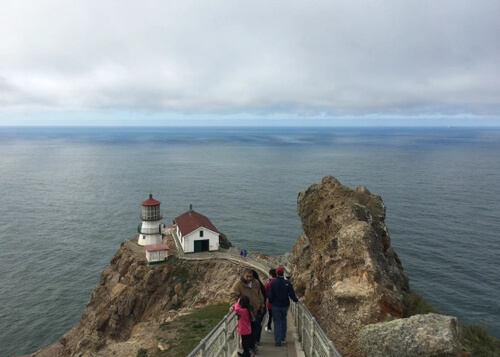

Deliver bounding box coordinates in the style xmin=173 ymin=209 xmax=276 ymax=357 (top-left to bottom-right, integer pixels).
xmin=145 ymin=243 xmax=170 ymax=252
xmin=142 ymin=193 xmax=161 ymax=206
xmin=175 ymin=209 xmax=219 ymax=236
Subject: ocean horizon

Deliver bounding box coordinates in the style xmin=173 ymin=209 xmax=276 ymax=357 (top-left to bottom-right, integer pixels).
xmin=0 ymin=126 xmax=499 ymax=356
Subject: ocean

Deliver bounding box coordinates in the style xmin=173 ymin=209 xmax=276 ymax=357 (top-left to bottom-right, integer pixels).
xmin=0 ymin=126 xmax=499 ymax=356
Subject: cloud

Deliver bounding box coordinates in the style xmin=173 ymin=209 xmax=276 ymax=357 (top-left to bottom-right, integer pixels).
xmin=1 ymin=0 xmax=499 ymax=120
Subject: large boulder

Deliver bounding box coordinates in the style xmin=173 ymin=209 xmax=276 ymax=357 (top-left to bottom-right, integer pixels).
xmin=290 ymin=176 xmax=409 ymax=356
xmin=358 ymin=313 xmax=464 ymax=357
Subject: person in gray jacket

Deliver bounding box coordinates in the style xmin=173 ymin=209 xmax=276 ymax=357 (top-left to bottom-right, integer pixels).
xmin=268 ymin=265 xmax=298 ymax=347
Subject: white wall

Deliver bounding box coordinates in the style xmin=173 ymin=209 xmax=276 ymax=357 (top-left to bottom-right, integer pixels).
xmin=138 ymin=219 xmax=163 ymax=246
xmin=181 ymin=227 xmax=219 ymax=253
xmin=146 ymin=250 xmax=167 ymax=263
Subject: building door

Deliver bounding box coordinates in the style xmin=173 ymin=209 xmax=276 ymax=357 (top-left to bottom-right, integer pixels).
xmin=194 ymin=239 xmax=209 ymax=252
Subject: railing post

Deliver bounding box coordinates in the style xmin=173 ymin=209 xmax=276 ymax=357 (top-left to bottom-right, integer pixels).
xmin=223 ymin=318 xmax=228 ymax=357
xmin=328 ymin=341 xmax=336 ymax=357
xmin=295 ymin=303 xmax=299 ymax=339
xmin=301 ymin=307 xmax=306 ymax=346
xmin=310 ymin=317 xmax=315 ymax=357
xmin=199 ymin=338 xmax=206 ymax=357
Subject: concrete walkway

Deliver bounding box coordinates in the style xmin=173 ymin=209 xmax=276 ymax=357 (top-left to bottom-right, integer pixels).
xmin=163 ymin=230 xmax=304 ymax=356
xmin=233 ymin=310 xmax=304 ymax=357
xmin=162 ymin=230 xmax=282 ymax=276
xmin=130 ymin=231 xmax=304 ymax=356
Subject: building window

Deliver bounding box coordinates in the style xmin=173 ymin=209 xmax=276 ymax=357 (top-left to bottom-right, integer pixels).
xmin=200 ymin=230 xmax=204 ymax=237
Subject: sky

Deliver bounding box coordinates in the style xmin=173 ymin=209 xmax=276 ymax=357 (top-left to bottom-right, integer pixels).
xmin=1 ymin=0 xmax=499 ymax=126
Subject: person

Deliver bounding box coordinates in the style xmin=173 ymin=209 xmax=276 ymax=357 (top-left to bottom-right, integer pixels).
xmin=243 ymin=250 xmax=248 ymax=257
xmin=230 ymin=295 xmax=254 ymax=357
xmin=268 ymin=265 xmax=298 ymax=347
xmin=264 ymin=268 xmax=277 ymax=332
xmin=240 ymin=250 xmax=244 ymax=257
xmin=251 ymin=269 xmax=267 ymax=344
xmin=230 ymin=268 xmax=265 ymax=352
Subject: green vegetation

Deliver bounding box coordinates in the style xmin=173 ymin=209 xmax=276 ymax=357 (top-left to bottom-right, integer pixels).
xmin=462 ymin=324 xmax=500 ymax=357
xmin=156 ymin=302 xmax=230 ymax=357
xmin=402 ymin=289 xmax=438 ymax=317
xmin=403 ymin=289 xmax=500 ymax=356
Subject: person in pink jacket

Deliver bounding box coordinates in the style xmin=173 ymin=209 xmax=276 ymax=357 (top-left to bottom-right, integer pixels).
xmin=230 ymin=295 xmax=255 ymax=357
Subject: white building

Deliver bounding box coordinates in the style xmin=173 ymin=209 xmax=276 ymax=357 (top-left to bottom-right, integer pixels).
xmin=145 ymin=243 xmax=170 ymax=264
xmin=174 ymin=205 xmax=220 ymax=253
xmin=138 ymin=193 xmax=163 ymax=246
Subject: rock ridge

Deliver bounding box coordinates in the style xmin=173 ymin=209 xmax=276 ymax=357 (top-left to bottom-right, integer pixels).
xmin=291 ymin=176 xmax=410 ymax=356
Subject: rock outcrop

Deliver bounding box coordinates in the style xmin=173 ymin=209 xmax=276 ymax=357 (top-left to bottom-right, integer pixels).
xmin=28 ymin=238 xmax=242 ymax=357
xmin=358 ymin=313 xmax=464 ymax=357
xmin=290 ymin=176 xmax=409 ymax=356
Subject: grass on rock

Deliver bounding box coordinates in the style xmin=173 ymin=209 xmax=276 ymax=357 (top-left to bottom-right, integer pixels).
xmin=155 ymin=302 xmax=229 ymax=357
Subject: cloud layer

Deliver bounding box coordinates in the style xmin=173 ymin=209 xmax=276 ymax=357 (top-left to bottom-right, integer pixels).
xmin=1 ymin=0 xmax=499 ymax=119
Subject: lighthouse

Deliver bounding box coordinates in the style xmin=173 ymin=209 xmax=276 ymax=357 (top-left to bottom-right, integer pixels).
xmin=138 ymin=193 xmax=163 ymax=246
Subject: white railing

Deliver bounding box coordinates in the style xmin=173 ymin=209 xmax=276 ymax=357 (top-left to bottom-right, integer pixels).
xmin=188 ymin=298 xmax=342 ymax=357
xmin=290 ymin=301 xmax=342 ymax=357
xmin=187 ymin=310 xmax=239 ymax=357
xmin=140 ymin=227 xmax=162 ymax=234
xmin=183 ymin=245 xmax=342 ymax=357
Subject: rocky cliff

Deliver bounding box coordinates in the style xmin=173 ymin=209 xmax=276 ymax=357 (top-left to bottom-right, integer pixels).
xmin=24 ymin=238 xmax=242 ymax=357
xmin=290 ymin=176 xmax=410 ymax=356
xmin=21 ymin=175 xmax=467 ymax=357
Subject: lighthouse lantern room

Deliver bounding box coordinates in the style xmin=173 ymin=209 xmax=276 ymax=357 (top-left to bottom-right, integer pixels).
xmin=138 ymin=193 xmax=163 ymax=246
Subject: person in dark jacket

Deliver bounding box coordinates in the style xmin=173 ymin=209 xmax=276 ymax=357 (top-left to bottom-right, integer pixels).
xmin=230 ymin=268 xmax=265 ymax=353
xmin=268 ymin=265 xmax=298 ymax=347
xmin=251 ymin=269 xmax=267 ymax=344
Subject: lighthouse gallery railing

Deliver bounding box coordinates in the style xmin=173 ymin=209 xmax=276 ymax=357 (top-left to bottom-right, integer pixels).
xmin=187 ymin=299 xmax=342 ymax=357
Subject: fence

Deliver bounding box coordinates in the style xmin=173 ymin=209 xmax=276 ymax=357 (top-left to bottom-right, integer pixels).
xmin=188 ymin=299 xmax=342 ymax=357
xmin=184 ymin=248 xmax=342 ymax=357
xmin=187 ymin=310 xmax=239 ymax=357
xmin=290 ymin=301 xmax=342 ymax=357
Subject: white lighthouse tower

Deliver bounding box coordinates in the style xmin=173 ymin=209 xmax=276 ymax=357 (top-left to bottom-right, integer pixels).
xmin=138 ymin=193 xmax=163 ymax=246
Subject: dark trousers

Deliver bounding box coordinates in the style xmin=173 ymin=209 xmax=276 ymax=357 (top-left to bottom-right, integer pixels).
xmin=241 ymin=334 xmax=254 ymax=356
xmin=267 ymin=309 xmax=273 ymax=329
xmin=252 ymin=310 xmax=265 ymax=343
xmin=272 ymin=306 xmax=288 ymax=346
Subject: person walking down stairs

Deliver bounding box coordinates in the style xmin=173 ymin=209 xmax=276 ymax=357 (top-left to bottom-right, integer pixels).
xmin=264 ymin=268 xmax=277 ymax=333
xmin=268 ymin=265 xmax=298 ymax=347
xmin=230 ymin=295 xmax=255 ymax=357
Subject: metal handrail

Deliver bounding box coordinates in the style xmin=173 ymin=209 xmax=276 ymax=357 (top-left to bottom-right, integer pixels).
xmin=187 ymin=290 xmax=342 ymax=356
xmin=290 ymin=301 xmax=342 ymax=357
xmin=179 ymin=241 xmax=341 ymax=357
xmin=187 ymin=310 xmax=239 ymax=357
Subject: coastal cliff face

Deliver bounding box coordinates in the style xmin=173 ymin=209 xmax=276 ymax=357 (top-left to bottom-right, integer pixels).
xmin=21 ymin=175 xmax=466 ymax=357
xmin=290 ymin=176 xmax=409 ymax=356
xmin=26 ymin=239 xmax=240 ymax=357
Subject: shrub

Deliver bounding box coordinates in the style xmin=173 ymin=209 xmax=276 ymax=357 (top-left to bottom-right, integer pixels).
xmin=402 ymin=289 xmax=438 ymax=317
xmin=462 ymin=324 xmax=500 ymax=356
